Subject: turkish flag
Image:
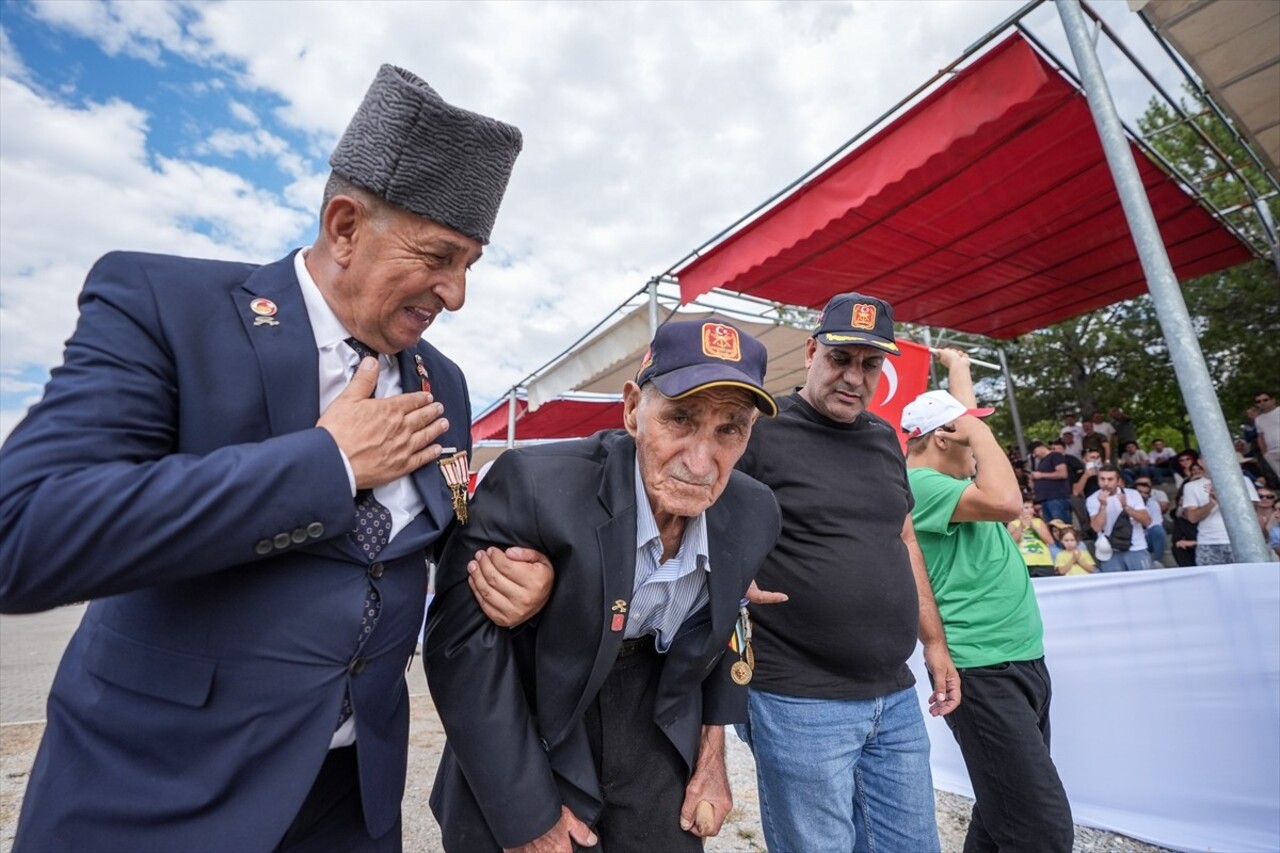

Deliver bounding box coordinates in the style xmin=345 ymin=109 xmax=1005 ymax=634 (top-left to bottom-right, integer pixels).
xmin=866 ymin=340 xmax=932 ymax=453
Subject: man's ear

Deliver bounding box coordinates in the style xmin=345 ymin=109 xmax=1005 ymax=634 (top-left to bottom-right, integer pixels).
xmin=622 ymin=381 xmax=642 ymax=437
xmin=804 ymin=337 xmax=817 ymax=368
xmin=320 ymin=195 xmax=363 ymax=268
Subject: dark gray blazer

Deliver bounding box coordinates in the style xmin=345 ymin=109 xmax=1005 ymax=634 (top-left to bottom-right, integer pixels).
xmin=425 ymin=429 xmax=780 ymax=851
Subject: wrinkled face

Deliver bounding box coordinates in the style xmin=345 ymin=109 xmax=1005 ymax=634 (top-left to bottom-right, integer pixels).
xmin=624 ymin=383 xmax=758 ymax=522
xmin=800 ymin=340 xmax=884 ymax=423
xmin=1097 ymin=469 xmax=1120 ymax=491
xmin=329 ymin=202 xmax=482 ymax=353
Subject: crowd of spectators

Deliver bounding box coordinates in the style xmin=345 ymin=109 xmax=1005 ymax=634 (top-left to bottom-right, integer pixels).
xmin=1005 ymin=398 xmax=1280 ymax=573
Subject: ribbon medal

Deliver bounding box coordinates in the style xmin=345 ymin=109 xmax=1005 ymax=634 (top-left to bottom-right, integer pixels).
xmin=437 ymin=448 xmax=470 ymax=525
xmin=728 ymin=604 xmax=755 ymax=685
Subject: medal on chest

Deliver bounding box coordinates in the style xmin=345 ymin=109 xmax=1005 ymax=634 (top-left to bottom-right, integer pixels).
xmin=437 ymin=448 xmax=470 ymax=524
xmin=728 ymin=605 xmax=755 ymax=685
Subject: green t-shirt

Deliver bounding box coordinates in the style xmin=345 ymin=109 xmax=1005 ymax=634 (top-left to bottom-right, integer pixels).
xmin=907 ymin=467 xmax=1045 ymax=668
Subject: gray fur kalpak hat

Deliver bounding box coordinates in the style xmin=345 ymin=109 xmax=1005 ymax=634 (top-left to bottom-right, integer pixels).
xmin=329 ymin=65 xmax=523 ymax=245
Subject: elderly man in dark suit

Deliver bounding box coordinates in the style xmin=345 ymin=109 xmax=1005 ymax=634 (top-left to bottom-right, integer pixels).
xmin=0 ymin=66 xmax=551 ymax=852
xmin=426 ymin=319 xmax=782 ymax=853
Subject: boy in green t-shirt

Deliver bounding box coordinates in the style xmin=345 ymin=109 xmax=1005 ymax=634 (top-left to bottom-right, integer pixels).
xmin=902 ymin=348 xmax=1073 ymax=852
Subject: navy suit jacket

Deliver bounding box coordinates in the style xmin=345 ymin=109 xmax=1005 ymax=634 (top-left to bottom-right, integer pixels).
xmin=425 ymin=430 xmax=781 ymax=851
xmin=0 ymin=250 xmax=471 ymax=851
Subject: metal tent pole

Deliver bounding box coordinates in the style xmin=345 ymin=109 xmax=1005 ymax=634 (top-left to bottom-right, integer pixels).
xmin=1056 ymin=0 xmax=1271 ymax=563
xmin=996 ymin=346 xmax=1027 ymax=459
xmin=648 ymin=278 xmax=660 ymax=338
xmin=506 ymin=388 xmax=518 ymax=450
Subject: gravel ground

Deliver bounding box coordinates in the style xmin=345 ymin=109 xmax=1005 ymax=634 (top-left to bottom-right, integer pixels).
xmin=2 ymin=689 xmax=1170 ymax=853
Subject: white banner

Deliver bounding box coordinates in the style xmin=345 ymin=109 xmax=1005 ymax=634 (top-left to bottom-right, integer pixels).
xmin=911 ymin=563 xmax=1280 ymax=853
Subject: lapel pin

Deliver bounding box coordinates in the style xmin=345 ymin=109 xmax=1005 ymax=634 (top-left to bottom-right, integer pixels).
xmin=250 ymin=298 xmax=279 ymax=327
xmin=414 ymin=354 xmax=432 ymax=394
xmin=610 ymin=599 xmax=627 ymax=632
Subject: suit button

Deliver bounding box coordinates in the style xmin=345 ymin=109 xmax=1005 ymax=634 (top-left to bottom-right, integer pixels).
xmin=348 ymin=657 xmax=366 ymax=675
xmin=254 ymin=539 xmax=273 ymax=556
xmin=539 ymin=737 xmax=549 ymax=752
xmin=291 ymin=527 xmax=308 ymax=544
xmin=369 ymin=562 xmax=385 ymax=580
xmin=273 ymin=532 xmax=291 ymax=550
xmin=307 ymin=522 xmax=325 ymax=539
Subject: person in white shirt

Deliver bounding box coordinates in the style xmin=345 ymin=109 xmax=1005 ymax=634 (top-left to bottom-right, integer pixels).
xmin=1180 ymin=457 xmax=1260 ymax=566
xmin=1254 ymin=391 xmax=1280 ymax=482
xmin=1085 ymin=465 xmax=1151 ymax=572
xmin=1132 ymin=477 xmax=1168 ymax=566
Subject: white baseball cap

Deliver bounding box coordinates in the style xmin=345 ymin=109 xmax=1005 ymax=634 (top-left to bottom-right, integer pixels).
xmin=901 ymin=390 xmax=995 ymax=437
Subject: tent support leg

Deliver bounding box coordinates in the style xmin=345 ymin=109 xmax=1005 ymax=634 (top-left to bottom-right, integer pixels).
xmin=1057 ymin=0 xmax=1271 ymax=563
xmin=996 ymin=346 xmax=1026 ymax=460
xmin=506 ymin=388 xmax=518 ymax=450
xmin=648 ymin=278 xmax=660 ymax=339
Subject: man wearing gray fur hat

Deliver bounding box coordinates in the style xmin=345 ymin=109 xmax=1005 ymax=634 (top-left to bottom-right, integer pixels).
xmin=1 ymin=65 xmax=547 ymax=852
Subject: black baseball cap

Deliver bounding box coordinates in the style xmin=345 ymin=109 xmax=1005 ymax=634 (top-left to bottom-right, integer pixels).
xmin=636 ymin=320 xmax=777 ymax=417
xmin=812 ymin=292 xmax=899 ymax=355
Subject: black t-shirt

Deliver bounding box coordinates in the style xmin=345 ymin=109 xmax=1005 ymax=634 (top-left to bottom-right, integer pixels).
xmin=1033 ymin=451 xmax=1071 ymax=501
xmin=735 ymin=392 xmax=919 ymax=700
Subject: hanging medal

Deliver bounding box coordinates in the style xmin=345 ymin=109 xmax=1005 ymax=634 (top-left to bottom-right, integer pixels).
xmin=729 ymin=604 xmax=754 ymax=685
xmin=437 ymin=448 xmax=470 ymax=524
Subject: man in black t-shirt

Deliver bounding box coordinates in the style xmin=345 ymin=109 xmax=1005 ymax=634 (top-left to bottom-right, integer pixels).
xmin=1029 ymin=440 xmax=1073 ymax=525
xmin=734 ymin=292 xmax=959 ymax=853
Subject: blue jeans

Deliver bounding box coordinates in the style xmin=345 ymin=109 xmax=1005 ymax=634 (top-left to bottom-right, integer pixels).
xmin=736 ymin=686 xmax=940 ymax=853
xmin=1099 ymin=549 xmax=1151 ymax=572
xmin=1145 ymin=524 xmax=1167 ymax=566
xmin=1040 ymin=498 xmax=1072 ymax=526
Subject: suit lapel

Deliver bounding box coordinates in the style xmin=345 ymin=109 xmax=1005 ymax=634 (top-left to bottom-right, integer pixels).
xmin=704 ymin=499 xmax=743 ymax=656
xmin=400 ymin=347 xmax=455 ymax=534
xmin=234 ymin=251 xmax=320 ymax=438
xmin=552 ymin=436 xmax=638 ymax=747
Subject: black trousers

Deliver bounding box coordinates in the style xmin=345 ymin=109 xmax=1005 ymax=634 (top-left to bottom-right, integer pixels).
xmin=275 ymin=745 xmax=402 ymax=853
xmin=582 ymin=638 xmax=702 ymax=853
xmin=944 ymin=657 xmax=1073 ymax=853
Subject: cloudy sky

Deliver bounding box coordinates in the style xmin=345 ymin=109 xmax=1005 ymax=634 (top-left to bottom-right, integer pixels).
xmin=0 ymin=0 xmax=1176 ymax=440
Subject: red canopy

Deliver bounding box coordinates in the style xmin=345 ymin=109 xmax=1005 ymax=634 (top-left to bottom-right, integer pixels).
xmin=471 ymin=397 xmax=624 ymax=444
xmin=677 ymin=34 xmax=1253 ymax=339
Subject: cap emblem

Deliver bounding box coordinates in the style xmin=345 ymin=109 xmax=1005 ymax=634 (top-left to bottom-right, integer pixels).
xmin=851 ymin=303 xmax=877 ymax=330
xmin=701 ymin=323 xmax=742 ymax=362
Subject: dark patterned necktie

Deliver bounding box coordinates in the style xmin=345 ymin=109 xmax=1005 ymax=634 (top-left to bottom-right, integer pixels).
xmin=337 ymin=337 xmax=388 ymax=729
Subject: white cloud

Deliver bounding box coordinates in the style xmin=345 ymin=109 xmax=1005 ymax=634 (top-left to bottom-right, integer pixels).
xmin=0 ymin=73 xmax=313 ymax=374
xmin=28 ymin=0 xmax=201 ymax=64
xmin=227 ymin=99 xmax=259 ymax=126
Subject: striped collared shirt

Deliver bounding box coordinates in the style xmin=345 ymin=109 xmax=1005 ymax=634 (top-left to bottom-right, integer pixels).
xmin=627 ymin=458 xmax=711 ymax=652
